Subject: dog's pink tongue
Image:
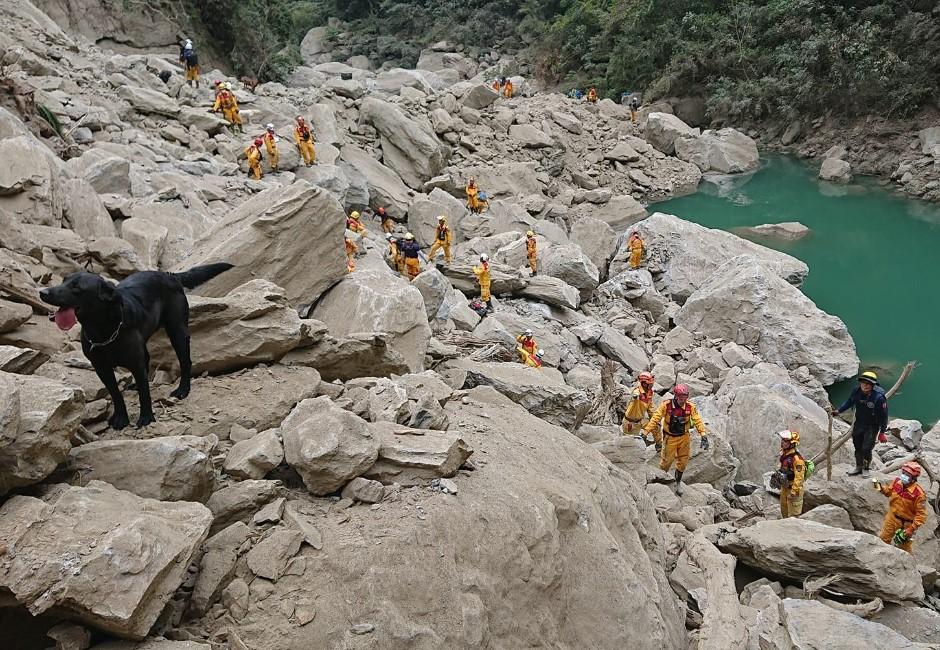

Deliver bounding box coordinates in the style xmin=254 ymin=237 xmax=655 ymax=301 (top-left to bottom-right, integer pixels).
xmin=53 ymin=307 xmax=77 ymax=331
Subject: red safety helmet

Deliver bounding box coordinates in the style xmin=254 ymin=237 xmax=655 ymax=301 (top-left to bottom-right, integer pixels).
xmin=638 ymin=371 xmax=654 ymax=384
xmin=673 ymin=384 xmax=689 ymax=397
xmin=902 ymin=461 xmax=922 ymax=478
xmin=253 ymin=138 xmax=263 ymax=147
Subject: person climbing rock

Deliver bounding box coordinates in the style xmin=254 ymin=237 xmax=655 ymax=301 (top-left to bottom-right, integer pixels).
xmin=385 ymin=234 xmax=404 ymax=276
xmin=772 ymin=430 xmax=806 ymax=518
xmin=874 ymin=461 xmax=927 ymax=553
xmin=400 ymin=232 xmax=422 ymax=280
xmin=294 ymin=116 xmax=316 ymax=166
xmin=374 ymin=206 xmax=394 ymax=234
xmin=643 ymin=384 xmax=709 ymax=495
xmin=831 ymin=370 xmax=888 ymax=478
xmin=346 ymin=211 xmax=366 ymax=234
xmin=262 ymin=124 xmax=279 ymax=172
xmin=503 ymin=78 xmax=513 ymax=99
xmin=516 ymin=329 xmax=538 ymax=364
xmin=587 ymin=87 xmax=598 ymax=103
xmin=522 ymin=349 xmax=544 ymax=368
xmin=179 ymin=39 xmax=199 ymax=88
xmin=211 ymin=83 xmax=243 ymax=133
xmin=526 ymin=230 xmax=538 ymax=276
xmin=428 ymin=215 xmax=453 ymax=263
xmin=472 ymin=253 xmax=492 ymax=311
xmin=622 ymin=371 xmax=655 ymax=437
xmin=245 ymin=138 xmax=263 ymax=180
xmin=345 ymin=236 xmax=358 ymax=273
xmin=466 ymin=178 xmax=484 ymax=214
xmin=628 ymin=231 xmax=645 ymax=269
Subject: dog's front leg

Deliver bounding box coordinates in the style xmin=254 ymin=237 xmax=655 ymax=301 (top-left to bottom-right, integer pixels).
xmin=130 ymin=362 xmax=155 ymax=428
xmin=94 ymin=364 xmax=129 ymax=430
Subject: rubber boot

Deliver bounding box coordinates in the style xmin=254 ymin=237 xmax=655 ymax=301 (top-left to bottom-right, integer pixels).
xmin=861 ymin=461 xmax=870 ymax=478
xmin=847 ymin=464 xmax=863 ymax=476
xmin=486 ymin=300 xmax=493 ymax=312
xmin=674 ymin=470 xmax=684 ymax=496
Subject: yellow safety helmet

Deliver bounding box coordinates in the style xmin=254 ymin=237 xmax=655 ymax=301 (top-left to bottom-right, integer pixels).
xmin=405 ymin=232 xmax=414 ymax=240
xmin=526 ymin=230 xmax=535 ymax=237
xmin=350 ymin=211 xmax=360 ymax=219
xmin=858 ymin=371 xmax=878 ymax=385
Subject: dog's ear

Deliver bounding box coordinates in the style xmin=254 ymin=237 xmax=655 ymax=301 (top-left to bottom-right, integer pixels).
xmin=96 ymin=280 xmax=117 ymax=303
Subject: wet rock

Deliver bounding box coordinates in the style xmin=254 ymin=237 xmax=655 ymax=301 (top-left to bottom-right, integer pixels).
xmin=674 ymin=128 xmax=759 ymax=174
xmin=819 ymin=157 xmax=852 ymax=183
xmin=644 ymin=112 xmax=700 ymax=155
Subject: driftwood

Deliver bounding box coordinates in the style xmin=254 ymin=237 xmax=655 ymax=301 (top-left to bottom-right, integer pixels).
xmin=586 ymin=360 xmax=627 ymax=425
xmin=805 ymin=574 xmax=884 ymax=618
xmin=812 ymin=361 xmax=917 ymax=466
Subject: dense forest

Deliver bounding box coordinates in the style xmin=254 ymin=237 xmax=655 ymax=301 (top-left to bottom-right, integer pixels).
xmin=186 ymin=0 xmax=940 ymax=121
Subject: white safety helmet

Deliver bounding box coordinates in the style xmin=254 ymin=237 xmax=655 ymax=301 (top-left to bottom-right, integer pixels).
xmin=184 ymin=39 xmax=193 ymax=49
xmin=536 ymin=349 xmax=544 ymax=357
xmin=524 ymin=329 xmax=533 ymax=337
xmin=480 ymin=253 xmax=488 ymax=262
xmin=437 ymin=215 xmax=446 ymax=221
xmin=266 ymin=123 xmax=274 ymax=130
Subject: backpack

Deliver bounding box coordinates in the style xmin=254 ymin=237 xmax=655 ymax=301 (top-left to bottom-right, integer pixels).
xmin=803 ymin=456 xmax=816 ymax=479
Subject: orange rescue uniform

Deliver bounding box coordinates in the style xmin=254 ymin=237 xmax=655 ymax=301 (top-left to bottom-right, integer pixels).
xmin=877 ymin=477 xmax=928 ymax=553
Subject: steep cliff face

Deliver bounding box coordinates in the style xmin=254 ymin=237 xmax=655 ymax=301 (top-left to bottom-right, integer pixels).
xmin=33 ymin=0 xmax=184 ymax=50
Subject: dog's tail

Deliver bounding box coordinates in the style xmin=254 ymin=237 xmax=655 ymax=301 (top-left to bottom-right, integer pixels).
xmin=174 ymin=263 xmax=234 ymax=289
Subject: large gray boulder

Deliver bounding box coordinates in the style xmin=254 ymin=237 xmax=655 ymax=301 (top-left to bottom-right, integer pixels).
xmin=117 ymin=85 xmax=180 ymax=117
xmin=0 ymin=371 xmax=84 ymax=495
xmin=612 ymin=213 xmax=808 ymax=302
xmin=0 ymin=133 xmax=64 ymax=226
xmin=0 ymin=481 xmax=212 ymax=639
xmin=364 ymin=426 xmax=472 ymax=486
xmin=407 ymin=188 xmax=467 ymax=246
xmin=717 ymin=518 xmax=925 ymax=602
xmin=312 ymin=267 xmax=432 ymax=372
xmin=448 ymin=161 xmax=544 ymax=200
xmin=674 ymin=128 xmax=759 ymax=174
xmin=644 ymin=112 xmax=700 ymax=155
xmin=782 ymin=599 xmax=923 ymax=649
xmin=519 ymin=275 xmax=581 ymax=310
xmin=339 ymin=145 xmax=413 ymax=218
xmin=451 ymin=360 xmax=589 ymax=430
xmin=819 ymin=157 xmax=853 ymax=183
xmin=175 ymin=181 xmax=346 ymax=305
xmin=460 ymin=83 xmax=500 ymax=109
xmin=540 ymin=243 xmax=600 ymax=300
xmin=509 ymin=124 xmax=554 ymax=148
xmin=149 ymin=280 xmax=319 ymax=375
xmin=570 ymin=217 xmax=619 ymax=276
xmin=676 ymin=255 xmax=859 ymax=384
xmin=64 ymin=436 xmax=216 ymax=502
xmin=359 ymin=97 xmax=448 ymax=189
xmin=280 ymin=396 xmax=380 ymax=496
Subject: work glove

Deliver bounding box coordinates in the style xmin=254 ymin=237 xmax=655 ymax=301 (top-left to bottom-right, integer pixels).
xmin=654 ymin=441 xmax=662 ymax=453
xmin=700 ymin=436 xmax=710 ymax=451
xmin=893 ymin=528 xmax=909 ymax=546
xmin=624 ymin=422 xmax=634 ymax=433
xmin=877 ymin=431 xmax=888 ymax=444
xmin=769 ymin=472 xmax=783 ymax=490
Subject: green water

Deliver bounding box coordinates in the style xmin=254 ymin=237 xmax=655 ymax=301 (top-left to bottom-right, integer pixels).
xmin=656 ymin=154 xmax=940 ymax=427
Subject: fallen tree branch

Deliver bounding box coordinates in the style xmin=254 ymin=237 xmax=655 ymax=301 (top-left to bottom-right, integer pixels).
xmin=0 ymin=280 xmax=53 ymax=314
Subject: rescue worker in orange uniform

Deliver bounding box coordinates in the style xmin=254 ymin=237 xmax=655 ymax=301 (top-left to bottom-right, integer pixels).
xmin=245 ymin=138 xmax=264 ymax=180
xmin=179 ymin=39 xmax=199 ymax=88
xmin=346 ymin=211 xmax=366 ymax=234
xmin=628 ymin=231 xmax=645 ymax=269
xmin=262 ymin=124 xmax=279 ymax=172
xmin=522 ymin=348 xmax=544 ymax=368
xmin=774 ymin=430 xmax=806 ymax=518
xmin=428 ymin=215 xmax=453 ymax=263
xmin=466 ymin=178 xmax=483 ymax=213
xmin=472 ymin=253 xmax=492 ymax=311
xmin=375 ymin=206 xmax=394 ymax=234
xmin=622 ymin=371 xmax=655 ymax=436
xmin=492 ymin=78 xmax=501 ymax=91
xmin=525 ymin=230 xmax=538 ymax=276
xmin=386 ymin=234 xmax=404 ymax=276
xmin=345 ymin=237 xmax=357 ymax=273
xmin=211 ymin=83 xmax=243 ymax=133
xmin=399 ymin=232 xmax=422 ymax=280
xmin=503 ymin=78 xmax=513 ymax=98
xmin=629 ymin=95 xmax=641 ymax=125
xmin=294 ymin=116 xmax=316 ymax=166
xmin=587 ymin=87 xmax=598 ymax=103
xmin=875 ymin=461 xmax=928 ymax=553
xmin=516 ymin=329 xmax=538 ymax=365
xmin=643 ymin=384 xmax=709 ymax=495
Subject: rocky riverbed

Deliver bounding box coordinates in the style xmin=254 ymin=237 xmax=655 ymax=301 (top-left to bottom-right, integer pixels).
xmin=1 ymin=1 xmax=940 ymax=648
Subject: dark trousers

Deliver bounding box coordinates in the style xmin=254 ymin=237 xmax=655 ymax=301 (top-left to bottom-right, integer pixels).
xmin=852 ymin=422 xmax=878 ymax=467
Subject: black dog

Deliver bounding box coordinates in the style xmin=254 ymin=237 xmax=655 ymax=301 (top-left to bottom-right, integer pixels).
xmin=40 ymin=263 xmax=233 ymax=429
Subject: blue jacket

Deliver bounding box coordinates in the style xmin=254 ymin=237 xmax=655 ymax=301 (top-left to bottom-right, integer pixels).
xmin=837 ymin=385 xmax=888 ymax=432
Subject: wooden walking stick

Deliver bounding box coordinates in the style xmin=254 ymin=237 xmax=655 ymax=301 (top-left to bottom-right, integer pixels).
xmin=827 ymin=411 xmax=833 ymax=481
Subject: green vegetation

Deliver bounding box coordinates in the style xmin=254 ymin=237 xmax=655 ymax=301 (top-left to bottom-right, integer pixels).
xmin=187 ymin=0 xmax=940 ymax=119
